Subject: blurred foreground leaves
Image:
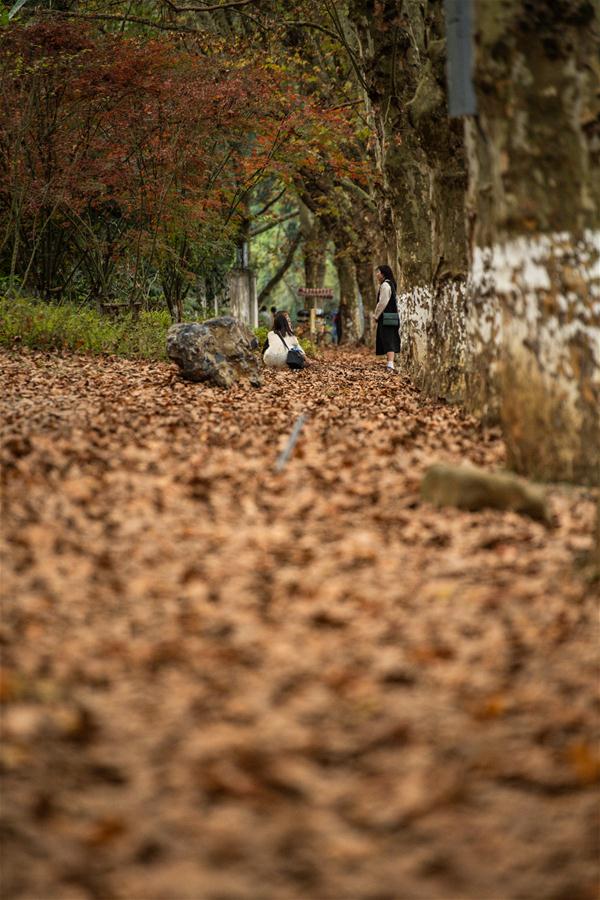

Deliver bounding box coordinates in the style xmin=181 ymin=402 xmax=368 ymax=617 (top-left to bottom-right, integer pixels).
xmin=1 ymin=347 xmax=598 ymax=900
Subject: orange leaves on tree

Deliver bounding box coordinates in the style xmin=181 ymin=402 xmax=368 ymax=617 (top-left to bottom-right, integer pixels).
xmin=0 ymin=19 xmax=362 ymax=299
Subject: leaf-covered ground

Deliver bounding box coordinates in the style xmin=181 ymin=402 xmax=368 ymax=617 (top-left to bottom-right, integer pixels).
xmin=1 ymin=348 xmax=598 ymax=900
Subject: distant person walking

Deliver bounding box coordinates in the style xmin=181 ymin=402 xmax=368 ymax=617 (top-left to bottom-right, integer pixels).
xmin=332 ymin=309 xmax=341 ymax=345
xmin=372 ymin=264 xmax=400 ymax=372
xmin=258 ymin=305 xmax=272 ymax=327
xmin=263 ymin=311 xmax=308 ymax=368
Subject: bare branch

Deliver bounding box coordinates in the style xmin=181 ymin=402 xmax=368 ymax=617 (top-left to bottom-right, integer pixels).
xmin=162 ymin=0 xmax=260 ymax=13
xmin=325 ymin=99 xmax=364 ymax=112
xmin=283 ymin=19 xmax=343 ymax=44
xmin=34 ymin=9 xmax=203 ymax=34
xmin=322 ymin=1 xmax=370 ymax=93
xmin=258 ymin=231 xmax=302 ymax=306
xmin=250 ymin=210 xmax=299 ymax=238
xmin=339 ymin=177 xmax=376 ymax=208
xmin=253 ymin=186 xmax=287 ymax=219
xmin=283 ymin=16 xmax=369 ymax=94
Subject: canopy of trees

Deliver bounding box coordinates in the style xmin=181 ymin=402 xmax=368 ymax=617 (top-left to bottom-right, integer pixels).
xmin=1 ymin=1 xmax=367 ymax=322
xmin=1 ymin=0 xmax=598 ymax=482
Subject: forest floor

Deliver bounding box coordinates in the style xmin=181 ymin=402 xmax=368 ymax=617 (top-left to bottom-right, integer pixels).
xmin=1 ymin=347 xmax=598 ymax=900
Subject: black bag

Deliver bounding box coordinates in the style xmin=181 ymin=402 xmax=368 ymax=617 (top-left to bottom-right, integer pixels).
xmin=278 ymin=334 xmax=305 ymax=369
xmin=379 ymin=279 xmax=400 ymax=327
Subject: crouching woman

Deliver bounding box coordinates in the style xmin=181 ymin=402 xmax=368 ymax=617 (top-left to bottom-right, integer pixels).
xmin=263 ymin=311 xmax=308 ymax=368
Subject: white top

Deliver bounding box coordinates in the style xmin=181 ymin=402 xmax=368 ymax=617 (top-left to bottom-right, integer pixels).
xmin=263 ymin=331 xmax=305 ymax=368
xmin=374 ymin=281 xmax=392 ymax=320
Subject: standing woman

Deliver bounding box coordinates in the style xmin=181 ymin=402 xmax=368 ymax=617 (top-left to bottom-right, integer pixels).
xmin=373 ymin=264 xmax=400 ymax=371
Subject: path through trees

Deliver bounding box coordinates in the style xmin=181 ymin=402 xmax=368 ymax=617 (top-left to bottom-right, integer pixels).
xmin=2 ymin=349 xmax=597 ymax=899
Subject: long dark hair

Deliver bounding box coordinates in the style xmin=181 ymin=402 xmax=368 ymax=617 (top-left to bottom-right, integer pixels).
xmin=273 ymin=311 xmax=294 ymax=337
xmin=376 ymin=264 xmax=397 ymax=292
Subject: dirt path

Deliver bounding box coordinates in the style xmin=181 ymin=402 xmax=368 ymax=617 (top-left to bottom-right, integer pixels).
xmin=1 ymin=348 xmax=598 ymax=900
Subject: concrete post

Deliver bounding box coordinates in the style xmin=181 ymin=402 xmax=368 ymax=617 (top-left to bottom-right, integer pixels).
xmin=227 ymin=268 xmax=258 ymax=329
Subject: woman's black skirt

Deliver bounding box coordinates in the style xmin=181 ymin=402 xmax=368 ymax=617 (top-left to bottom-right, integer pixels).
xmin=376 ymin=319 xmax=400 ymax=355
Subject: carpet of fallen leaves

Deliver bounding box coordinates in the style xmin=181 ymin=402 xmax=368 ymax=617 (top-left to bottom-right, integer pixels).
xmin=1 ymin=347 xmax=599 ymax=900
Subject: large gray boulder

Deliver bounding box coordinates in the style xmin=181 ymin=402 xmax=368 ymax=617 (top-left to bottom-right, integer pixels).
xmin=167 ymin=317 xmax=262 ymax=388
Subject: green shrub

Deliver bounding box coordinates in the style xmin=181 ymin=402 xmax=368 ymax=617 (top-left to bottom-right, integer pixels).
xmin=254 ymin=325 xmax=269 ymax=347
xmin=0 ymin=295 xmax=316 ymax=362
xmin=300 ymin=338 xmax=317 ymax=357
xmin=0 ymin=295 xmax=171 ymax=360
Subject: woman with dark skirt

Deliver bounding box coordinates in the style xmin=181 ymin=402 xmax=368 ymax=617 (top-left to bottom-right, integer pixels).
xmin=372 ymin=264 xmax=401 ymax=372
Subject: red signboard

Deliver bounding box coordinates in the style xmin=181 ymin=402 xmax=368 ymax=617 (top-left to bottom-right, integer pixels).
xmin=297 ymin=287 xmax=334 ymax=298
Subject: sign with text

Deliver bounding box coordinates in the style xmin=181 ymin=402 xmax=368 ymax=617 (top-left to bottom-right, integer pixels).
xmin=298 ymin=287 xmax=334 ymax=299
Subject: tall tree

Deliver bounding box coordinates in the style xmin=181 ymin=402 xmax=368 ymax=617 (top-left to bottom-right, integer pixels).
xmin=344 ymin=0 xmax=469 ymax=396
xmin=341 ymin=0 xmax=599 ymax=483
xmin=465 ymin=0 xmax=600 ymax=483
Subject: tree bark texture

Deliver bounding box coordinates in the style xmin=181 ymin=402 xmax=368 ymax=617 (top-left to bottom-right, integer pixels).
xmin=466 ymin=0 xmax=600 ymax=484
xmin=345 ymin=0 xmax=599 ymax=483
xmin=333 ymin=242 xmax=362 ymax=343
xmin=348 ymin=0 xmax=469 ymax=400
xmin=355 ymin=255 xmax=377 ymax=344
xmin=300 ymin=204 xmax=327 ymax=290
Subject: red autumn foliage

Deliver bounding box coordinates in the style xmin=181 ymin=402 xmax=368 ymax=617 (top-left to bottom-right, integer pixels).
xmin=0 ymin=21 xmax=361 ymax=301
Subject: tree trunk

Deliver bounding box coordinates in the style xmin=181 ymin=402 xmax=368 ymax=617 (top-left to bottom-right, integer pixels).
xmin=355 ymin=256 xmax=376 ymax=345
xmin=466 ymin=0 xmax=600 ymax=484
xmin=300 ymin=204 xmax=327 ymax=289
xmin=347 ymin=0 xmax=469 ymax=399
xmin=333 ymin=245 xmax=361 ymax=344
xmin=297 ymin=184 xmax=365 ymax=339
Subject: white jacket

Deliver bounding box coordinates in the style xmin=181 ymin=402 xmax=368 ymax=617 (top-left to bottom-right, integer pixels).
xmin=373 ymin=281 xmax=392 ymax=320
xmin=263 ymin=331 xmax=305 ymax=368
